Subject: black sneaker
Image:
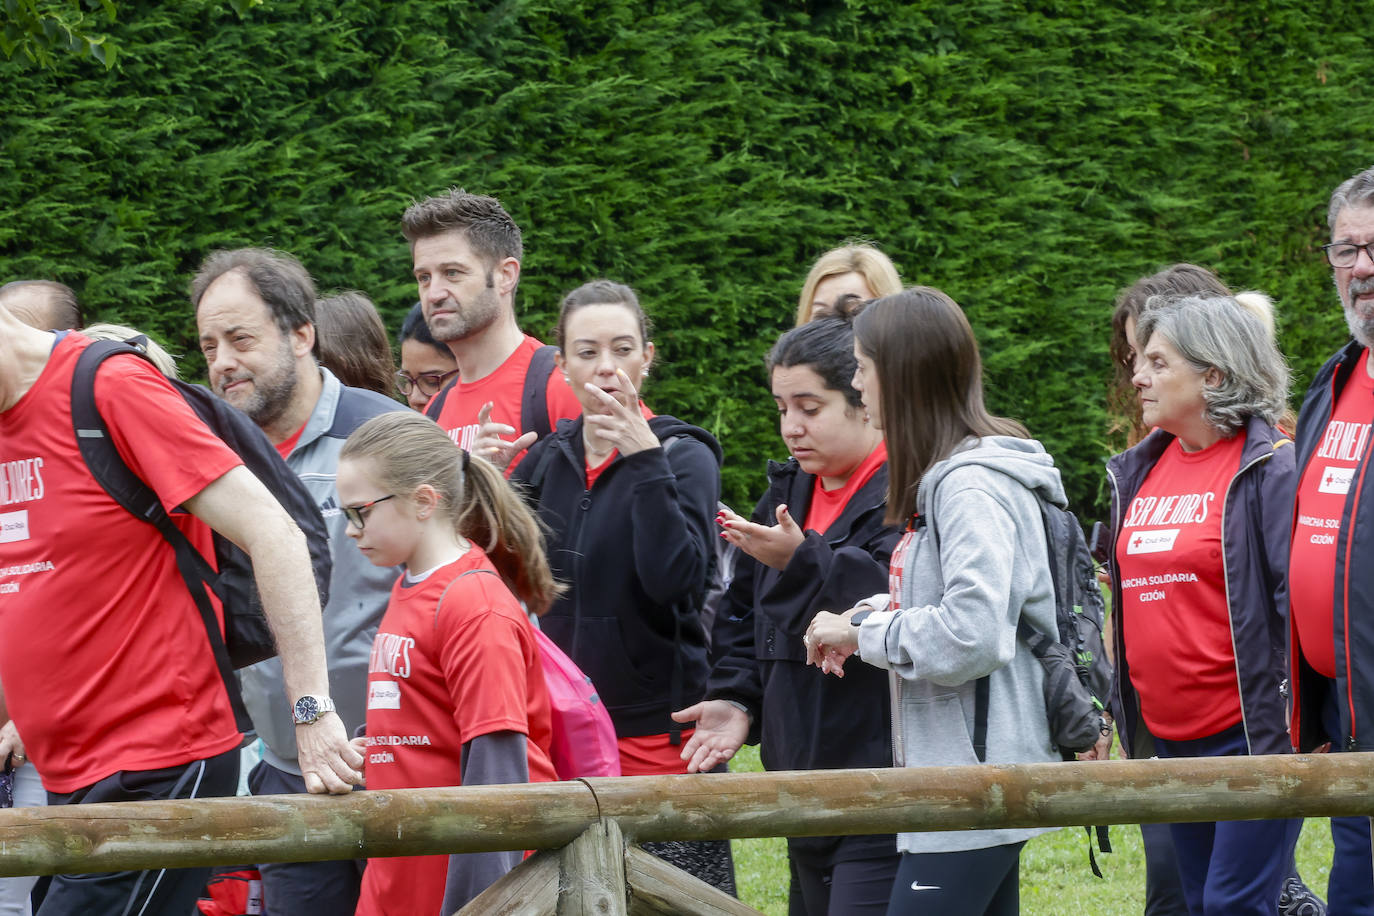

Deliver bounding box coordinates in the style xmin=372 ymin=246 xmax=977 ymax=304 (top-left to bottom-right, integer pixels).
xmin=1279 ymin=875 xmax=1328 ymax=916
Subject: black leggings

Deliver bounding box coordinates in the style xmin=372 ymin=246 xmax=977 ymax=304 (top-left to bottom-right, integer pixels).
xmin=789 ymin=853 xmax=900 ymax=915
xmin=886 ymin=842 xmax=1026 ymax=916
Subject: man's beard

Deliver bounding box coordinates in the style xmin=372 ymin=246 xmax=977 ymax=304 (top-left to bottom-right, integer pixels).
xmin=217 ymin=337 xmax=299 ymax=428
xmin=427 ymin=283 xmax=501 ymax=343
xmin=1343 ymin=275 xmax=1374 ymax=348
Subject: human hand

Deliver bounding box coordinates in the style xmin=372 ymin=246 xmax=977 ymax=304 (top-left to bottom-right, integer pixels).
xmin=1076 ymin=722 xmax=1115 ymax=761
xmin=805 ymin=609 xmax=861 ymax=677
xmin=671 ymin=700 xmax=750 ymax=773
xmin=471 ymin=401 xmax=537 ymax=471
xmin=0 ymin=720 xmax=26 ymax=769
xmin=584 ymin=369 xmax=659 ymax=457
xmin=718 ymin=504 xmax=804 ymax=570
xmin=296 ymin=713 xmax=364 ymax=794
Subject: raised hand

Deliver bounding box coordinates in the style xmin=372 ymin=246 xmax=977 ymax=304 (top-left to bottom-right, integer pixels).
xmin=718 ymin=503 xmax=804 ymax=570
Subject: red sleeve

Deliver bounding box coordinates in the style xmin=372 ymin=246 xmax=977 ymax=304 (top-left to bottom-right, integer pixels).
xmin=437 ymin=580 xmax=538 ymax=741
xmin=545 ymin=369 xmax=584 ymax=431
xmin=93 ymin=356 xmax=243 ymax=512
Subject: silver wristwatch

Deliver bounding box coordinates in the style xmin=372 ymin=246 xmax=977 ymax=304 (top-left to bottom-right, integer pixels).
xmin=292 ymin=694 xmax=335 ymax=726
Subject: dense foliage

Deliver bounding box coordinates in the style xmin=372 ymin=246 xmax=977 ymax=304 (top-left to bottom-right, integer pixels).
xmin=3 ymin=0 xmax=1372 ymax=514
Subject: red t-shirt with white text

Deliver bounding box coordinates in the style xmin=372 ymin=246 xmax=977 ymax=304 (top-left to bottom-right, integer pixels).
xmin=356 ymin=546 xmax=556 ymax=916
xmin=0 ymin=334 xmax=243 ymax=792
xmin=431 ymin=335 xmax=582 ymax=471
xmin=1291 ymin=354 xmax=1374 ymax=678
xmin=1116 ymin=435 xmax=1245 ymax=741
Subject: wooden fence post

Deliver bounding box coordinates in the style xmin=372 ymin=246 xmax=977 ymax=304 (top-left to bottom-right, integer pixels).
xmin=556 ymin=819 xmax=628 ymax=915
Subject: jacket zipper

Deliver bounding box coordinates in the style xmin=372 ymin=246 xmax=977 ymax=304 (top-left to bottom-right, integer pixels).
xmin=1219 ymin=447 xmax=1273 ymax=755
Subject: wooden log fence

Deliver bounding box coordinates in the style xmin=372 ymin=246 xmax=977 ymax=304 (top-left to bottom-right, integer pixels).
xmin=1 ymin=754 xmax=1372 ymax=912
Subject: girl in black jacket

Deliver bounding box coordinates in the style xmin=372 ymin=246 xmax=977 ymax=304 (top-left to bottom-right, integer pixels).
xmin=676 ymin=317 xmax=901 ymax=915
xmin=510 ymin=279 xmax=732 ymax=893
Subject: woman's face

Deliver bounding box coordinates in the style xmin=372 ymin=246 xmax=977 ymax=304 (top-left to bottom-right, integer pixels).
xmin=559 ymin=303 xmax=654 ymax=415
xmin=1133 ymin=332 xmax=1210 ymax=436
xmin=398 ymin=339 xmax=459 ymax=411
xmin=810 ymin=272 xmax=874 ymax=322
xmin=851 ymin=342 xmax=882 ymax=430
xmin=772 ymin=364 xmax=875 ymax=488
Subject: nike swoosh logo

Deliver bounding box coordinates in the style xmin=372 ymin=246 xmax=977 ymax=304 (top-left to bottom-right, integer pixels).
xmin=910 ymin=881 xmax=941 ymax=891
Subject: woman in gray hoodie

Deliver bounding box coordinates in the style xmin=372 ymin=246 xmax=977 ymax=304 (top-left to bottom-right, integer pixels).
xmin=805 ymin=287 xmax=1063 ymax=916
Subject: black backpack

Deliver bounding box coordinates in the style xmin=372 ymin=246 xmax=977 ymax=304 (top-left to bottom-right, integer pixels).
xmin=969 ymin=497 xmax=1114 ymax=874
xmin=971 ymin=499 xmax=1111 ymax=761
xmin=423 ymin=344 xmax=559 ymax=441
xmin=70 ymin=337 xmax=332 ymax=733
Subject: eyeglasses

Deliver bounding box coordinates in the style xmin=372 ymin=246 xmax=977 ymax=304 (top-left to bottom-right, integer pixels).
xmin=395 ymin=369 xmax=458 ymax=399
xmin=342 ymin=494 xmax=396 ymax=530
xmin=1322 ymin=241 xmax=1374 ymax=269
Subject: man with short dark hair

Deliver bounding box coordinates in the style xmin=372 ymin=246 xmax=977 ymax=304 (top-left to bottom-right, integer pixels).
xmin=194 ymin=248 xmax=405 ymax=916
xmin=0 ymin=279 xmax=82 ymax=331
xmin=0 ymin=295 xmax=359 ymax=916
xmin=402 ymin=188 xmax=580 ymax=468
xmin=1289 ymin=164 xmax=1374 ymax=915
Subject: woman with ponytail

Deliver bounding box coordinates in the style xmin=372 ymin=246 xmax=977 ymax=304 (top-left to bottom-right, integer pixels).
xmin=338 ymin=410 xmax=559 ymax=916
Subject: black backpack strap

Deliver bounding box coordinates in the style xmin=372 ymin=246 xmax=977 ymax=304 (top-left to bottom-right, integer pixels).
xmin=70 ymin=339 xmax=253 ymax=735
xmin=972 ymin=676 xmax=990 ymax=763
xmin=520 ymin=345 xmax=559 ymax=442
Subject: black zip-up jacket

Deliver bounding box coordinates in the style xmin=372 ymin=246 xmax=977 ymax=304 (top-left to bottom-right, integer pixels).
xmin=1106 ymin=417 xmax=1294 ymax=759
xmin=1291 ymin=339 xmax=1374 ymax=751
xmin=707 ymin=457 xmax=899 ymax=864
xmin=513 ymin=414 xmax=722 ymax=738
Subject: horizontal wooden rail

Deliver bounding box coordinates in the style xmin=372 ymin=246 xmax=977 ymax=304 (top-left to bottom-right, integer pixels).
xmin=0 ymin=753 xmax=1371 ymax=877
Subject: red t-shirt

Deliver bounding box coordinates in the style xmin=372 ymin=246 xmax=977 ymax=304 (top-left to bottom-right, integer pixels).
xmin=1291 ymin=356 xmax=1374 ymax=679
xmin=356 ymin=546 xmax=556 ymax=916
xmin=431 ymin=336 xmax=582 ymax=471
xmin=0 ymin=334 xmax=244 ymax=792
xmin=1116 ymin=435 xmax=1246 ymax=741
xmin=274 ymin=421 xmax=306 ymax=459
xmin=617 ymin=731 xmax=697 ymax=776
xmin=804 ymin=442 xmax=888 ymax=535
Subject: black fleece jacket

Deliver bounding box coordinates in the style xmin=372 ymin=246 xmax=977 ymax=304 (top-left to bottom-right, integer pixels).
xmin=513 ymin=414 xmax=722 ymax=738
xmin=707 ymin=457 xmax=900 ymax=864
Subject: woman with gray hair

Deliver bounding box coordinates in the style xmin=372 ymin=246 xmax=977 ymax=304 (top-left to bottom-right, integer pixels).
xmin=1106 ymin=295 xmax=1299 ymax=916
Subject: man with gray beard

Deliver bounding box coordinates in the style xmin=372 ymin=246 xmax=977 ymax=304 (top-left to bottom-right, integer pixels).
xmin=1289 ymin=165 xmax=1374 ymax=915
xmin=193 ymin=248 xmax=406 ymax=916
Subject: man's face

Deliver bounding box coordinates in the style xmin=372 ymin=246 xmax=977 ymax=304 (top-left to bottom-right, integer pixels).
xmin=1332 ymin=204 xmax=1374 ymax=348
xmin=412 ymin=231 xmax=504 ymax=343
xmin=196 ymin=270 xmax=304 ymax=428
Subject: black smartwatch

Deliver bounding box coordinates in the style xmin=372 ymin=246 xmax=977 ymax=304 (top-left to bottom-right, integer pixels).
xmin=850 ymin=609 xmax=874 ymax=627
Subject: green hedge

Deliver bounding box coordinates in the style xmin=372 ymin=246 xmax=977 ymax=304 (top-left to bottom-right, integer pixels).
xmin=4 ymin=0 xmax=1372 ymax=516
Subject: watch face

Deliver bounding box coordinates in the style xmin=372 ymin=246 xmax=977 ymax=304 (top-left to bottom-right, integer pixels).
xmin=295 ymin=696 xmax=319 ymax=723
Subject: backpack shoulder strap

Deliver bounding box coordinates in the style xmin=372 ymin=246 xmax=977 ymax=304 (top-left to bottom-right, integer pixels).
xmin=435 ymin=568 xmax=503 ymax=625
xmin=520 ymin=345 xmax=559 ymax=442
xmin=71 ymin=338 xmax=251 ymax=733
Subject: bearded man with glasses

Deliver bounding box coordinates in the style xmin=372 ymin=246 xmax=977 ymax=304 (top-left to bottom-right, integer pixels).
xmin=1289 ymin=165 xmax=1374 ymax=916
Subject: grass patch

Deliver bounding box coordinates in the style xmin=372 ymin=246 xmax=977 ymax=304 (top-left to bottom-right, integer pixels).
xmin=730 ymin=745 xmax=1336 ymax=915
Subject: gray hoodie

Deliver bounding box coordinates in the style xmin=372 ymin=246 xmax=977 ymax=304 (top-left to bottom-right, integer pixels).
xmin=854 ymin=436 xmax=1062 ymax=854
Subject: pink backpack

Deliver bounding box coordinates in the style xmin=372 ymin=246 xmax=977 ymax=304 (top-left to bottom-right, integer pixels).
xmin=531 ymin=626 xmax=621 ymax=779
xmin=441 ymin=569 xmax=620 ymax=779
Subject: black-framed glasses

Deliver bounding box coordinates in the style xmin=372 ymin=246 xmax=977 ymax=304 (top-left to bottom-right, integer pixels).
xmin=1322 ymin=241 xmax=1374 ymax=269
xmin=395 ymin=369 xmax=458 ymax=398
xmin=342 ymin=494 xmax=397 ymax=530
